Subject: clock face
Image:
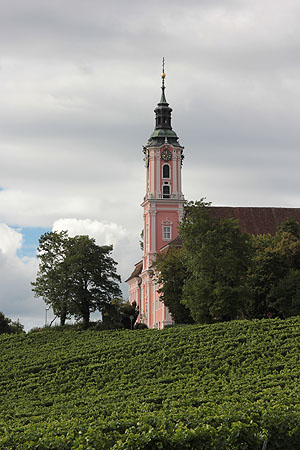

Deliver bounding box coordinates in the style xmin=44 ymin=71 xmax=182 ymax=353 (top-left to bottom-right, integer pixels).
xmin=161 ymin=148 xmax=172 ymax=161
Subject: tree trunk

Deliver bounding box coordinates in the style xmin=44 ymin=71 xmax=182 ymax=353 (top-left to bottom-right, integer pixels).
xmin=60 ymin=308 xmax=67 ymax=326
xmin=82 ymin=300 xmax=90 ymax=329
xmin=60 ymin=315 xmax=66 ymax=326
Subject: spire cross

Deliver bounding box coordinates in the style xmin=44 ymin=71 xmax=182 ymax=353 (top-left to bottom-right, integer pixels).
xmin=162 ymin=57 xmax=165 ymax=74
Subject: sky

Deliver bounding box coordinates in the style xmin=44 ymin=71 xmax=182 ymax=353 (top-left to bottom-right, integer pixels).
xmin=1 ymin=0 xmax=300 ymax=330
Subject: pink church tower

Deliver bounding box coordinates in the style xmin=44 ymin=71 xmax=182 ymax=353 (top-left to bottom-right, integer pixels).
xmin=127 ymin=61 xmax=185 ymax=328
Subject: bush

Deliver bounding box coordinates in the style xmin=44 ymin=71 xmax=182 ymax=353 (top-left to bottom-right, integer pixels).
xmin=134 ymin=322 xmax=148 ymax=330
xmin=0 ymin=312 xmax=24 ymax=334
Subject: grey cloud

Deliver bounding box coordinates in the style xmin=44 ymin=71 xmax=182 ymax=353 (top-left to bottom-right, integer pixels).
xmin=1 ymin=0 xmax=300 ymax=329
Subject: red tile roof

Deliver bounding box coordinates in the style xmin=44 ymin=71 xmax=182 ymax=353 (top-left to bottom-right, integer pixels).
xmin=159 ymin=235 xmax=183 ymax=252
xmin=208 ymin=207 xmax=300 ymax=236
xmin=125 ymin=260 xmax=143 ymax=282
xmin=127 ymin=207 xmax=300 ymax=282
xmin=158 ymin=206 xmax=300 ymax=253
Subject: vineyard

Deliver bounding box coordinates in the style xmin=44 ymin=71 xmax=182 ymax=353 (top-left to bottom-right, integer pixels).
xmin=1 ymin=318 xmax=300 ymax=449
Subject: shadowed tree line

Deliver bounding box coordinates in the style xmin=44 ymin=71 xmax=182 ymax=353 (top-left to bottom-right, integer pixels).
xmin=0 ymin=312 xmax=24 ymax=335
xmin=154 ymin=200 xmax=300 ymax=324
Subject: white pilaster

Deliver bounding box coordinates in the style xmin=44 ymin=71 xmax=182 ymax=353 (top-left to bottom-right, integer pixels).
xmin=151 ymin=208 xmax=156 ymax=253
xmin=178 ymin=152 xmax=182 ymax=195
xmin=173 ymin=151 xmax=177 ymax=196
xmin=150 ymin=151 xmax=155 ymax=196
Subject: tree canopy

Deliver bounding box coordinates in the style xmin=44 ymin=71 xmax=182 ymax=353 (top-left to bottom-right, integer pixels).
xmin=153 ymin=201 xmax=300 ymax=325
xmin=179 ymin=200 xmax=252 ymax=323
xmin=247 ymin=221 xmax=300 ymax=319
xmin=32 ymin=231 xmax=122 ymax=328
xmin=102 ymin=298 xmax=139 ymax=329
xmin=0 ymin=312 xmax=24 ymax=334
xmin=153 ymin=247 xmax=194 ymax=324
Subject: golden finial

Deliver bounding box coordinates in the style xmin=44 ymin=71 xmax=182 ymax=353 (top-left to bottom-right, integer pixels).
xmin=161 ymin=57 xmax=166 ymax=79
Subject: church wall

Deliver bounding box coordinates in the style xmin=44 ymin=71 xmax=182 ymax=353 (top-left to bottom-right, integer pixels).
xmin=155 ymin=209 xmax=180 ymax=252
xmin=128 ymin=278 xmax=140 ymax=310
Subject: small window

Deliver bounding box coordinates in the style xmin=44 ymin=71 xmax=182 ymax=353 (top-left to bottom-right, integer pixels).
xmin=163 ymin=226 xmax=171 ymax=240
xmin=162 ymin=164 xmax=170 ymax=178
xmin=163 ymin=185 xmax=170 ymax=198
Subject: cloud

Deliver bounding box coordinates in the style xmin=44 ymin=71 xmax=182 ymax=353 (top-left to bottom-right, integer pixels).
xmin=0 ymin=224 xmax=42 ymax=330
xmin=52 ymin=218 xmax=141 ymax=293
xmin=0 ymin=223 xmax=23 ymax=255
xmin=1 ymin=0 xmax=300 ymax=329
xmin=0 ymin=219 xmax=141 ymax=331
xmin=52 ymin=218 xmax=127 ymax=247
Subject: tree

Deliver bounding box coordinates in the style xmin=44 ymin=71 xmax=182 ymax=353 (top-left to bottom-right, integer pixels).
xmin=102 ymin=298 xmax=139 ymax=329
xmin=0 ymin=312 xmax=24 ymax=334
xmin=278 ymin=217 xmax=300 ymax=238
xmin=245 ymin=233 xmax=275 ymax=318
xmin=65 ymin=235 xmax=122 ymax=328
xmin=179 ymin=200 xmax=252 ymax=323
xmin=153 ymin=247 xmax=194 ymax=324
xmin=32 ymin=231 xmax=72 ymax=326
xmin=102 ymin=297 xmax=124 ymax=328
xmin=32 ymin=231 xmax=122 ymax=328
xmin=269 ymin=269 xmax=300 ymax=318
xmin=246 ymin=220 xmax=300 ymax=318
xmin=119 ymin=301 xmax=139 ymax=329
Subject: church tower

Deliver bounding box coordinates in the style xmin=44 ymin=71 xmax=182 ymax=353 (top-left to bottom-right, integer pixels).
xmin=127 ymin=61 xmax=185 ymax=328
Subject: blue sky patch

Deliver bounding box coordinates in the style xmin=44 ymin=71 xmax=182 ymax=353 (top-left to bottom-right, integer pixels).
xmin=15 ymin=226 xmax=51 ymax=259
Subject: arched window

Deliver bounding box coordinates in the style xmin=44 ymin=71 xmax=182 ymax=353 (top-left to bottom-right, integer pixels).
xmin=163 ymin=185 xmax=170 ymax=198
xmin=162 ymin=164 xmax=170 ymax=179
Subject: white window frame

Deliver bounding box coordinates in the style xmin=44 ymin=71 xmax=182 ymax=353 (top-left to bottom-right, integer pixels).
xmin=163 ymin=225 xmax=171 ymax=241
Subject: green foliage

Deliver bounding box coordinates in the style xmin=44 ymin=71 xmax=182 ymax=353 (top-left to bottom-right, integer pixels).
xmin=179 ymin=200 xmax=252 ymax=323
xmin=31 ymin=231 xmax=74 ymax=325
xmin=153 ymin=247 xmax=194 ymax=324
xmin=32 ymin=231 xmax=122 ymax=328
xmin=1 ymin=318 xmax=300 ymax=448
xmin=278 ymin=217 xmax=300 ymax=238
xmin=134 ymin=322 xmax=148 ymax=329
xmin=102 ymin=298 xmax=139 ymax=329
xmin=119 ymin=300 xmax=139 ymax=329
xmin=247 ymin=227 xmax=300 ymax=318
xmin=0 ymin=312 xmax=24 ymax=334
xmin=155 ymin=202 xmax=300 ymax=324
xmin=269 ymin=269 xmax=300 ymax=318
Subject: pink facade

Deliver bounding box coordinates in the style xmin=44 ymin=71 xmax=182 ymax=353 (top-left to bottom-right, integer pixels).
xmin=127 ymin=73 xmax=185 ymax=328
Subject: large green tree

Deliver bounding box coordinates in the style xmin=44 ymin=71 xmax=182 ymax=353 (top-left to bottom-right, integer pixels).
xmin=179 ymin=200 xmax=252 ymax=323
xmin=246 ymin=219 xmax=300 ymax=318
xmin=151 ymin=202 xmax=300 ymax=323
xmin=32 ymin=231 xmax=71 ymax=326
xmin=32 ymin=231 xmax=122 ymax=328
xmin=153 ymin=247 xmax=194 ymax=324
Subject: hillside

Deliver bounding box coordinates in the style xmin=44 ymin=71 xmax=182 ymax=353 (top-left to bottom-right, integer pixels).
xmin=1 ymin=318 xmax=300 ymax=449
